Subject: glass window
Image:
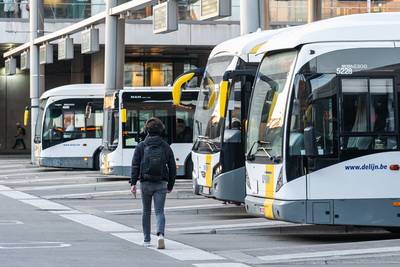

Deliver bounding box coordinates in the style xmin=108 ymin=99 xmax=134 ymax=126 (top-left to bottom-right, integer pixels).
xmin=193 ymin=56 xmax=237 ymax=142
xmin=342 ymin=79 xmax=368 ymax=133
xmin=175 ymin=110 xmax=194 ymax=143
xmin=246 ymin=51 xmax=297 ymax=159
xmin=145 ymin=62 xmax=173 ymax=86
xmin=341 ymin=78 xmax=397 ymax=151
xmin=370 ymin=79 xmax=395 ymax=132
xmin=124 ymin=62 xmax=145 ymax=87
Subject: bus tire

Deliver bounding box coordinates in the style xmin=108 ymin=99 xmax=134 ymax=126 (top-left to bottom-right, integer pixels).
xmin=93 ymin=150 xmax=100 ymax=170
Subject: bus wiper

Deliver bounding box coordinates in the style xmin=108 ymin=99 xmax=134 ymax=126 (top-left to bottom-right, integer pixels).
xmin=247 ymin=140 xmax=274 ymax=161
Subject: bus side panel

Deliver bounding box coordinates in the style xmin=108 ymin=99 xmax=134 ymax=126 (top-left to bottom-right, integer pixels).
xmin=170 ymin=143 xmax=192 ymax=176
xmin=308 ymin=151 xmax=400 ymax=200
xmin=40 ymin=138 xmax=101 ymax=168
xmin=192 ymin=151 xmax=220 ymax=189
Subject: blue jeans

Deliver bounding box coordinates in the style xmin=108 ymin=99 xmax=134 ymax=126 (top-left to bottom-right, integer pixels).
xmin=140 ymin=181 xmax=167 ymax=242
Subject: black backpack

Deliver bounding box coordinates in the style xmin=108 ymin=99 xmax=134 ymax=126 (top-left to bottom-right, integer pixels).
xmin=20 ymin=127 xmax=26 ymax=136
xmin=141 ymin=143 xmax=167 ymax=182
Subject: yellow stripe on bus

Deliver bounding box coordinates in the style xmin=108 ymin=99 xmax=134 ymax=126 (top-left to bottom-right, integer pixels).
xmin=205 ymin=154 xmax=212 ymax=187
xmin=264 ymin=164 xmax=275 ymax=219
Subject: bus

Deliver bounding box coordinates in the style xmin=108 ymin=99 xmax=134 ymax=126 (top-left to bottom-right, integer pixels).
xmin=34 ymin=84 xmax=104 ymax=169
xmin=100 ymin=87 xmax=198 ymax=177
xmin=173 ymin=30 xmax=282 ymax=203
xmin=245 ymin=13 xmax=400 ymax=227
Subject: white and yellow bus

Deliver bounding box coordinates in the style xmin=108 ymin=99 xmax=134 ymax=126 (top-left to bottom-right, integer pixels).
xmin=245 ymin=13 xmax=400 ymax=227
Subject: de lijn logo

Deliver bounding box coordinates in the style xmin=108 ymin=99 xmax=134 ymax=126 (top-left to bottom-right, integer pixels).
xmin=344 ymin=163 xmax=400 ymax=171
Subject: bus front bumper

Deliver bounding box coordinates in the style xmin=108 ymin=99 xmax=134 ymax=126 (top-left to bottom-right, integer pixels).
xmin=40 ymin=157 xmax=93 ymax=169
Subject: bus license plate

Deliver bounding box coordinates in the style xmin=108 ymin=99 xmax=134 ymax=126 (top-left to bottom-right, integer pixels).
xmin=202 ymin=187 xmax=210 ymax=195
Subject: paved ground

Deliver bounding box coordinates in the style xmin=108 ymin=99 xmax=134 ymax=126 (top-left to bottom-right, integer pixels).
xmin=1 ymin=156 xmax=400 ymax=266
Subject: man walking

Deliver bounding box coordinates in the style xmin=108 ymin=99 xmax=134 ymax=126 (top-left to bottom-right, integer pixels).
xmin=130 ymin=117 xmax=176 ymax=249
xmin=12 ymin=122 xmax=26 ymax=150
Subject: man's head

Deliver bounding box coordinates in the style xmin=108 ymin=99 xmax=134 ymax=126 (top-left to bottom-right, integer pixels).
xmin=16 ymin=122 xmax=21 ymax=127
xmin=145 ymin=117 xmax=165 ymax=136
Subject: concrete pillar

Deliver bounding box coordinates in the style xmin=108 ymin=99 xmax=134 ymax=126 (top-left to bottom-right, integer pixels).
xmin=262 ymin=0 xmax=271 ymax=30
xmin=91 ymin=48 xmax=105 ymax=83
xmin=103 ymin=0 xmax=125 ymax=147
xmin=29 ymin=0 xmax=44 ymax=164
xmin=240 ymin=0 xmax=262 ymax=35
xmin=308 ymin=0 xmax=321 ymax=23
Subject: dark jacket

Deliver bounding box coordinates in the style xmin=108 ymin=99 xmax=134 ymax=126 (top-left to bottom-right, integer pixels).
xmin=130 ymin=135 xmax=176 ymax=191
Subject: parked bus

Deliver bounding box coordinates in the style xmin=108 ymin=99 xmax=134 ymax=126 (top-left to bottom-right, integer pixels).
xmin=33 ymin=84 xmax=104 ymax=169
xmin=245 ymin=13 xmax=400 ymax=227
xmin=100 ymin=87 xmax=198 ymax=177
xmin=173 ymin=30 xmax=282 ymax=203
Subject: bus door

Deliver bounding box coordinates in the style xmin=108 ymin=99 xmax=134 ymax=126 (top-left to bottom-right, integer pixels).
xmin=288 ymin=73 xmax=339 ymax=224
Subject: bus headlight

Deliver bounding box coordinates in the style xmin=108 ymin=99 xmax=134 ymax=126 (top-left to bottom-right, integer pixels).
xmin=214 ymin=163 xmax=222 ymax=177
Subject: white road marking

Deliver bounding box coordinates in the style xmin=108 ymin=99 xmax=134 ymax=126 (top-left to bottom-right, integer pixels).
xmin=112 ymin=232 xmax=224 ymax=261
xmin=50 ymin=210 xmax=83 ymax=214
xmin=21 ymin=199 xmax=72 ymax=211
xmin=0 ymin=242 xmax=71 ymax=249
xmin=0 ymin=190 xmax=38 ymax=200
xmin=105 ymin=203 xmax=228 ymax=214
xmin=0 ymin=175 xmax=105 ymax=185
xmin=0 ymin=220 xmax=24 ymax=225
xmin=0 ymin=185 xmax=11 ymax=191
xmin=43 ymin=190 xmax=131 ymax=199
xmin=169 ymin=221 xmax=289 ymax=232
xmin=60 ymin=213 xmax=135 ymax=232
xmin=258 ymin=246 xmax=400 ymax=263
xmin=193 ymin=263 xmax=250 ymax=267
xmin=15 ymin=181 xmax=128 ymax=191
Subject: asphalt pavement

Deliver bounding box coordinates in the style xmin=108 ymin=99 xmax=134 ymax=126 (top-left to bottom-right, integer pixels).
xmin=1 ymin=155 xmax=400 ymax=266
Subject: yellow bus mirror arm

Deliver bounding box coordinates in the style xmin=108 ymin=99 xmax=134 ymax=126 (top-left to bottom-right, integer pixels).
xmin=23 ymin=106 xmax=30 ymax=127
xmin=219 ymin=80 xmax=230 ymax=119
xmin=121 ymin=108 xmax=127 ymax=123
xmin=172 ymin=72 xmax=195 ymax=106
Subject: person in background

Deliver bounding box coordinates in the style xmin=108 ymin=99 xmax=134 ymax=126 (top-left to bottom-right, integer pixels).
xmin=3 ymin=0 xmax=15 ymax=18
xmin=12 ymin=122 xmax=26 ymax=150
xmin=130 ymin=117 xmax=176 ymax=249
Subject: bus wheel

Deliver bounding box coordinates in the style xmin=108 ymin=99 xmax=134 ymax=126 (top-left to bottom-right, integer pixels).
xmin=93 ymin=151 xmax=100 ymax=170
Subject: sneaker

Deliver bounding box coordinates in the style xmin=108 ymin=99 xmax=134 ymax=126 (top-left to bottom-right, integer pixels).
xmin=143 ymin=241 xmax=151 ymax=247
xmin=157 ymin=235 xmax=165 ymax=249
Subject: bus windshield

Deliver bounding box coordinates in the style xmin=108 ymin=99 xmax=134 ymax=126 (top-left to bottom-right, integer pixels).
xmin=193 ymin=56 xmax=238 ymax=143
xmin=122 ymin=91 xmax=196 ymax=148
xmin=247 ymin=51 xmax=297 ymax=159
xmin=42 ymin=98 xmax=103 ymax=149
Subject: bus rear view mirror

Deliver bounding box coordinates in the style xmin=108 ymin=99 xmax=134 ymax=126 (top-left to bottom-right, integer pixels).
xmin=304 ymin=126 xmax=318 ymax=156
xmin=172 ymin=68 xmax=204 ymax=106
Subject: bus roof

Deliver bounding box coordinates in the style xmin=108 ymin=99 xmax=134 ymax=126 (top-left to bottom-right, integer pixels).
xmin=208 ymin=29 xmax=284 ymax=62
xmin=41 ymin=85 xmax=195 ymax=100
xmin=40 ymin=84 xmax=104 ymax=99
xmin=258 ymin=12 xmax=400 ymax=55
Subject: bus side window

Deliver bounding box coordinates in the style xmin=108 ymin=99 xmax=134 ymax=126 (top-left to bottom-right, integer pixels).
xmin=175 ymin=110 xmax=193 ymax=143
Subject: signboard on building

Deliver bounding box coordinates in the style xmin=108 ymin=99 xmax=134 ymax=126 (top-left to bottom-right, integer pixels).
xmin=81 ymin=28 xmax=99 ymax=54
xmin=20 ymin=51 xmax=30 ymax=70
xmin=58 ymin=37 xmax=74 ymax=60
xmin=39 ymin=44 xmax=53 ymax=64
xmin=5 ymin=57 xmax=16 ymax=75
xmin=153 ymin=0 xmax=178 ymax=34
xmin=200 ymin=0 xmax=231 ymax=20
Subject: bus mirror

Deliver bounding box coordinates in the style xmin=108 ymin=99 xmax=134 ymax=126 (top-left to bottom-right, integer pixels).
xmin=23 ymin=106 xmax=30 ymax=127
xmin=219 ymin=80 xmax=230 ymax=118
xmin=121 ymin=108 xmax=127 ymax=123
xmin=304 ymin=126 xmax=318 ymax=156
xmin=85 ymin=103 xmax=93 ymax=119
xmin=172 ymin=72 xmax=195 ymax=105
